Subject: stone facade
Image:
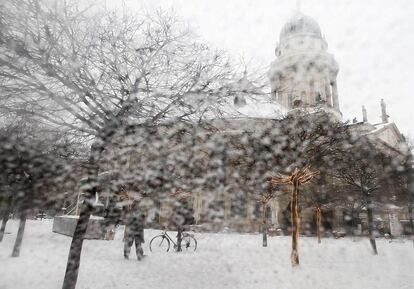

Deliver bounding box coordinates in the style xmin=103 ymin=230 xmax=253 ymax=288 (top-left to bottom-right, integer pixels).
xmin=176 ymin=12 xmax=409 ymax=235
xmin=268 ymin=12 xmax=340 ymax=114
xmin=95 ymin=11 xmax=409 ymax=237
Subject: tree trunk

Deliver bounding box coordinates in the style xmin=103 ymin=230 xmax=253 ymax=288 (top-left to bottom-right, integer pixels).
xmin=316 ymin=207 xmax=322 ymax=244
xmin=0 ymin=208 xmax=11 ymax=242
xmin=62 ymin=141 xmax=103 ymax=289
xmin=11 ymin=211 xmax=27 ymax=257
xmin=262 ymin=203 xmax=267 ymax=247
xmin=407 ymin=200 xmax=413 ymax=246
xmin=62 ymin=203 xmax=93 ymax=289
xmin=366 ymin=196 xmax=378 ymax=255
xmin=176 ymin=226 xmax=183 ymax=252
xmin=350 ymin=207 xmax=355 ymax=236
xmin=291 ymin=179 xmax=300 ymax=266
xmin=407 ymin=164 xmax=414 ymax=246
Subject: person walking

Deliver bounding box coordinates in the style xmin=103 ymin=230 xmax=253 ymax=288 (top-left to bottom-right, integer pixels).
xmin=123 ymin=201 xmax=145 ymax=260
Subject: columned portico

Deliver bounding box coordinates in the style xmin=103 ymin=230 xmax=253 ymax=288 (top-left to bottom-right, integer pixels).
xmin=331 ymin=80 xmax=340 ymax=111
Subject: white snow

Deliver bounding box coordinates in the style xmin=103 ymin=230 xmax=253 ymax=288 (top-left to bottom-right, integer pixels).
xmin=0 ymin=219 xmax=413 ymax=289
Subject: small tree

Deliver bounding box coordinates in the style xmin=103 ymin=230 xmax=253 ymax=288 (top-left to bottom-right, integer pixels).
xmin=279 ymin=111 xmax=351 ymax=243
xmin=303 ymin=176 xmax=340 ymax=243
xmin=256 ymin=190 xmax=274 ymax=247
xmin=332 ymin=138 xmax=391 ymax=254
xmin=271 ymin=166 xmax=319 ymax=267
xmin=401 ymin=137 xmax=414 ymax=244
xmin=405 ymin=156 xmax=414 ymax=244
xmin=230 ymin=110 xmax=350 ymax=248
xmin=0 ymin=123 xmax=73 ymax=256
xmin=0 ymin=1 xmax=256 ymax=287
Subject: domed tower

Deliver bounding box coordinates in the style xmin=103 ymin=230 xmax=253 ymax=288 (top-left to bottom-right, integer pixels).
xmin=268 ymin=12 xmax=340 ymax=114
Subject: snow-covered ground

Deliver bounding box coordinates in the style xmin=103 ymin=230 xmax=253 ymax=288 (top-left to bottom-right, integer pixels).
xmin=0 ymin=220 xmax=413 ymax=289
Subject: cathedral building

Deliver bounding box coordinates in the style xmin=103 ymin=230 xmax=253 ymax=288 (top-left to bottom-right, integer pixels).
xmin=266 ymin=12 xmax=405 ymax=155
xmin=183 ymin=11 xmax=409 ymax=235
xmin=96 ymin=10 xmax=410 ymax=237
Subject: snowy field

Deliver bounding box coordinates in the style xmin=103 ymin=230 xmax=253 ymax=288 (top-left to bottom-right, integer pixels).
xmin=0 ymin=220 xmax=413 ymax=289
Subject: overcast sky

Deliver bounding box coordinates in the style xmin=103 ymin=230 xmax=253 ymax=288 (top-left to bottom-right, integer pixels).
xmin=115 ymin=0 xmax=414 ymax=138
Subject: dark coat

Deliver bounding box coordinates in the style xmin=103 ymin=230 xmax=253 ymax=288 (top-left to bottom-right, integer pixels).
xmin=125 ymin=212 xmax=145 ymax=243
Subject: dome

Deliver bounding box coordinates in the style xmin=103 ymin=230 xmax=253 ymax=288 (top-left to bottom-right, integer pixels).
xmin=279 ymin=12 xmax=322 ymax=40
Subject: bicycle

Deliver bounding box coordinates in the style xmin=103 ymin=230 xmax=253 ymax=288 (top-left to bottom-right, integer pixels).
xmin=149 ymin=230 xmax=197 ymax=252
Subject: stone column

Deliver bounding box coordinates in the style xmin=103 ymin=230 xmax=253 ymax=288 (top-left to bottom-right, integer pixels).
xmin=270 ymin=199 xmax=280 ymax=227
xmin=159 ymin=201 xmax=171 ymax=226
xmin=334 ymin=208 xmax=344 ymax=231
xmin=362 ymin=106 xmax=368 ymax=122
xmin=331 ymin=79 xmax=340 ymax=111
xmin=324 ymin=80 xmax=332 ymax=106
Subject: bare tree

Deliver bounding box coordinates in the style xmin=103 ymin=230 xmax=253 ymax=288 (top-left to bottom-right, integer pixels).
xmin=256 ymin=190 xmax=274 ymax=247
xmin=0 ymin=0 xmax=255 ymax=287
xmin=387 ymin=136 xmax=414 ymax=245
xmin=406 ymin=155 xmax=414 ymax=245
xmin=403 ymin=137 xmax=414 ymax=244
xmin=332 ymin=138 xmax=390 ymax=255
xmin=280 ymin=111 xmax=352 ymax=242
xmin=303 ymin=179 xmax=335 ymax=243
xmin=0 ymin=121 xmax=74 ymax=256
xmin=271 ymin=167 xmax=320 ymax=267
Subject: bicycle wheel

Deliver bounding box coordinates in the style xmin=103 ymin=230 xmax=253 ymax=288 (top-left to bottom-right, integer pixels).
xmin=149 ymin=235 xmax=171 ymax=252
xmin=181 ymin=233 xmax=197 ymax=251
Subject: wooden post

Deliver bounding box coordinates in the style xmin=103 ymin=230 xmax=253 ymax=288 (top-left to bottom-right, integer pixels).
xmin=316 ymin=207 xmax=322 ymax=244
xmin=258 ymin=192 xmax=273 ymax=248
xmin=262 ymin=202 xmax=268 ymax=247
xmin=291 ymin=178 xmax=300 ymax=266
xmin=366 ymin=196 xmax=378 ymax=255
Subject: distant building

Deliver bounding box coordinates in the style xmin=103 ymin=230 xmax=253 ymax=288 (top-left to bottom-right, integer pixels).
xmin=97 ymin=10 xmax=410 ymax=237
xmin=269 ymin=12 xmax=340 ymax=115
xmin=192 ymin=11 xmax=410 ymax=235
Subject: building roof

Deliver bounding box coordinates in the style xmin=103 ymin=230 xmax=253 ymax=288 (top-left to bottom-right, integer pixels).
xmin=349 ymin=121 xmax=407 ymax=155
xmin=279 ymin=12 xmax=322 ymax=41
